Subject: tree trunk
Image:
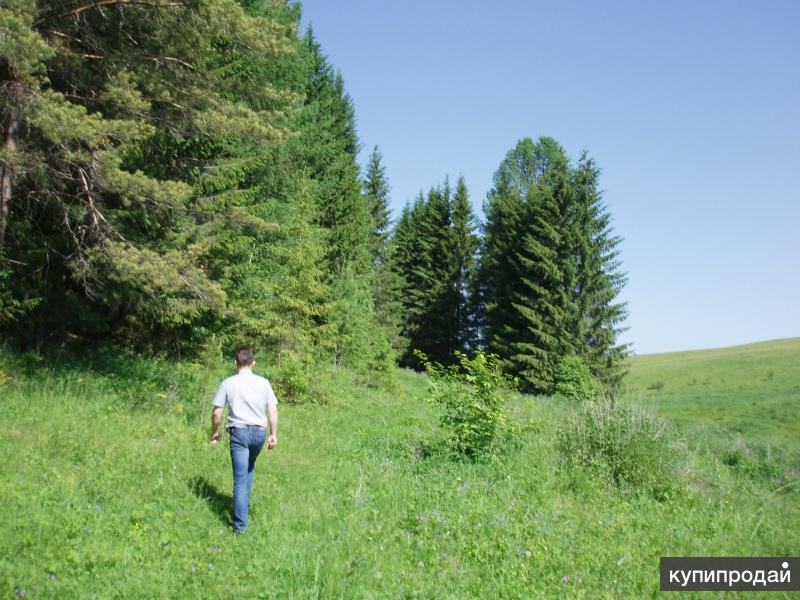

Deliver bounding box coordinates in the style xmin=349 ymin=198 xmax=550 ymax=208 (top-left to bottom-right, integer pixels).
xmin=0 ymin=107 xmax=20 ymax=255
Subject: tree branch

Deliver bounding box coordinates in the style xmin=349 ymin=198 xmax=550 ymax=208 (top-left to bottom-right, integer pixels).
xmin=35 ymin=1 xmax=184 ymax=27
xmin=75 ymin=163 xmax=128 ymax=243
xmin=149 ymin=56 xmax=196 ymax=71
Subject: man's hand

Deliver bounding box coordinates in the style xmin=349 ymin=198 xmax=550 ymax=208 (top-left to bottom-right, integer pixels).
xmin=267 ymin=403 xmax=278 ymax=450
xmin=210 ymin=406 xmax=224 ymax=446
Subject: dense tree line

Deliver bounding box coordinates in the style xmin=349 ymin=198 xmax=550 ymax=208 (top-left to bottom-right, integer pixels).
xmin=0 ymin=0 xmax=391 ymax=388
xmin=1 ymin=1 xmax=628 ymax=395
xmin=389 ymin=176 xmax=479 ymax=368
xmin=391 ymin=138 xmax=628 ymax=393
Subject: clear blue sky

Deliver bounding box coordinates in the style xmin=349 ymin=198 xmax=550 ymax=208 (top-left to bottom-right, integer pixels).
xmin=301 ymin=0 xmax=799 ymax=355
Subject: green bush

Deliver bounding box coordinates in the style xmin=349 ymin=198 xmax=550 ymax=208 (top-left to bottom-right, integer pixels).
xmin=722 ymin=440 xmax=788 ymax=482
xmin=360 ymin=329 xmax=397 ymax=390
xmin=558 ymin=399 xmax=681 ymax=500
xmin=420 ymin=350 xmax=515 ymax=459
xmin=271 ymin=351 xmax=311 ymax=403
xmin=554 ymin=355 xmax=600 ymax=402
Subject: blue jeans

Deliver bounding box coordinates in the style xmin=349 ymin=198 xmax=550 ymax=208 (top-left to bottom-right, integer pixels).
xmin=229 ymin=425 xmax=266 ymax=532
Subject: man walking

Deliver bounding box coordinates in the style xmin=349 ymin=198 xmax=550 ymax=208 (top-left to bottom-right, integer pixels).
xmin=210 ymin=346 xmax=279 ymax=533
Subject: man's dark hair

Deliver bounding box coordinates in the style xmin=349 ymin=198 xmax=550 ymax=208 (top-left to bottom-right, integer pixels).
xmin=235 ymin=346 xmax=255 ymax=367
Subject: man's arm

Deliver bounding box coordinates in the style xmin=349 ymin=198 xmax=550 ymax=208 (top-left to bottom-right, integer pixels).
xmin=210 ymin=406 xmax=224 ymax=444
xmin=267 ymin=403 xmax=278 ymax=449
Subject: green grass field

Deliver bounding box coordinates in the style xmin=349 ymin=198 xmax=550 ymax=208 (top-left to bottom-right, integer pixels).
xmin=1 ymin=340 xmax=798 ymax=598
xmin=623 ymin=338 xmax=800 ymax=449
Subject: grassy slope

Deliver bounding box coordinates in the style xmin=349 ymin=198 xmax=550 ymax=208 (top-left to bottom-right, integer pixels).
xmin=623 ymin=338 xmax=800 ymax=449
xmin=1 ymin=342 xmax=798 ymax=598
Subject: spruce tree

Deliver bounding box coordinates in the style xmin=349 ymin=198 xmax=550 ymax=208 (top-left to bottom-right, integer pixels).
xmin=479 ymin=138 xmax=549 ymax=382
xmin=570 ymin=152 xmax=630 ymax=390
xmin=510 ymin=140 xmax=572 ymax=391
xmin=300 ymin=30 xmax=371 ymax=276
xmin=479 ymin=137 xmax=628 ymax=393
xmin=411 ymin=183 xmax=457 ymax=364
xmin=450 ymin=176 xmax=479 ymax=353
xmin=390 ymin=195 xmax=431 ymax=366
xmin=362 ymin=145 xmax=404 ymax=355
xmin=390 ymin=178 xmax=476 ymax=367
xmin=296 ymin=30 xmax=383 ymax=369
xmin=363 ymin=146 xmax=392 ymax=263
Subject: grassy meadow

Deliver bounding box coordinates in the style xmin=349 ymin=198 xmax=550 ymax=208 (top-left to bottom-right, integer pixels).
xmin=1 ymin=340 xmax=798 ymax=598
xmin=623 ymin=338 xmax=800 ymax=449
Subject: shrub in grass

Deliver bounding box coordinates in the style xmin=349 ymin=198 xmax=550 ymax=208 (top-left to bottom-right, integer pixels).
xmin=361 ymin=332 xmax=397 ymax=390
xmin=722 ymin=441 xmax=788 ymax=482
xmin=419 ymin=350 xmax=515 ymax=459
xmin=554 ymin=355 xmax=600 ymax=402
xmin=558 ymin=399 xmax=682 ymax=500
xmin=271 ymin=351 xmax=311 ymax=402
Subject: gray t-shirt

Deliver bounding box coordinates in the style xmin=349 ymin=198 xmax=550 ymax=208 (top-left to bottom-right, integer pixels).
xmin=212 ymin=370 xmax=278 ymax=429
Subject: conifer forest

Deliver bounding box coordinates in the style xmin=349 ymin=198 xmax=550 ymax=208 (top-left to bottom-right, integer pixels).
xmin=1 ymin=0 xmax=628 ymax=394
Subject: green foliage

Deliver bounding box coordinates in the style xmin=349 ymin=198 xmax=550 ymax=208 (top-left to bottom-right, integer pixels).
xmin=300 ymin=30 xmax=371 ymax=278
xmin=372 ymin=254 xmax=407 ymax=357
xmin=554 ymin=355 xmax=600 ymax=402
xmin=570 ymin=153 xmax=630 ymax=390
xmin=451 ymin=176 xmax=480 ymax=352
xmin=0 ymin=262 xmax=38 ymax=324
xmin=365 ymin=333 xmax=397 ymax=389
xmin=1 ymin=1 xmax=391 ymax=375
xmin=1 ymin=0 xmax=304 ymax=350
xmin=362 ymin=146 xmax=404 ymax=357
xmin=558 ymin=399 xmax=682 ymax=500
xmin=420 ymin=350 xmax=515 ymax=458
xmin=479 ymin=137 xmax=565 ymax=391
xmin=721 ymin=440 xmax=789 ymax=483
xmin=362 ymin=145 xmax=392 ymax=264
xmin=478 ymin=137 xmax=628 ymax=393
xmin=390 ymin=178 xmax=478 ymax=367
xmin=294 ymin=31 xmax=389 ymax=373
xmin=270 ymin=351 xmax=311 ymax=403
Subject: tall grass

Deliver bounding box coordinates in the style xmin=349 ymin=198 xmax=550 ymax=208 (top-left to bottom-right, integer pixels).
xmin=1 ymin=347 xmax=798 ymax=598
xmin=558 ymin=399 xmax=682 ymax=501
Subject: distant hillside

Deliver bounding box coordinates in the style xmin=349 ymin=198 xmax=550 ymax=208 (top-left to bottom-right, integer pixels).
xmin=624 ymin=338 xmax=800 ymax=448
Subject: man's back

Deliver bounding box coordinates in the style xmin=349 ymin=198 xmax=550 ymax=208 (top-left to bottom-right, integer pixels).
xmin=212 ymin=371 xmax=278 ymax=428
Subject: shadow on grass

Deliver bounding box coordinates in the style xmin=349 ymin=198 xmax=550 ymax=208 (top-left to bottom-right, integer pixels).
xmin=189 ymin=477 xmax=231 ymax=527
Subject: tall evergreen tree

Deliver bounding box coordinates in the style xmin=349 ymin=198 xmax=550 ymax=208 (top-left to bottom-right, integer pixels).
xmin=362 ymin=146 xmax=392 ymax=263
xmin=253 ymin=172 xmax=333 ymax=366
xmin=510 ymin=140 xmax=572 ymax=391
xmin=296 ymin=30 xmax=383 ymax=369
xmin=300 ymin=30 xmax=371 ymax=276
xmin=361 ymin=145 xmax=404 ymax=354
xmin=478 ymin=138 xmax=554 ymax=386
xmin=450 ymin=176 xmax=479 ymax=353
xmin=412 ymin=182 xmax=457 ymax=364
xmin=570 ymin=152 xmax=630 ymax=389
xmin=390 ymin=177 xmax=477 ymax=367
xmin=391 ymin=195 xmax=433 ymax=366
xmin=478 ymin=137 xmax=628 ymax=393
